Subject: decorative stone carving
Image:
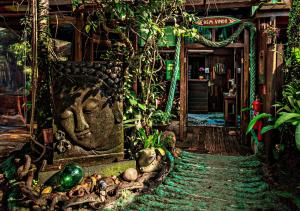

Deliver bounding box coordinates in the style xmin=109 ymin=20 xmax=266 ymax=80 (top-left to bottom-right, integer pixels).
xmin=52 ymin=61 xmax=123 ymax=165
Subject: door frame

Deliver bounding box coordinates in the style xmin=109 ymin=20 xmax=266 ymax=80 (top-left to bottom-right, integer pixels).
xmin=179 ymin=30 xmax=250 ymax=141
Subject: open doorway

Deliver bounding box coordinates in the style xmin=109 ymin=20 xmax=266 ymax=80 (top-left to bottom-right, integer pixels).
xmin=187 ymin=48 xmax=242 ymax=127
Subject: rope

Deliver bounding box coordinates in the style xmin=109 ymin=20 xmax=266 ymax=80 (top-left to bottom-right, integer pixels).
xmin=249 ymin=26 xmax=256 ymax=106
xmin=165 ymin=36 xmax=181 ymax=114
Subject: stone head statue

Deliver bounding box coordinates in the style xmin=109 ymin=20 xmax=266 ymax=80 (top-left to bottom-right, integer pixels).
xmin=52 ymin=61 xmax=123 ymax=159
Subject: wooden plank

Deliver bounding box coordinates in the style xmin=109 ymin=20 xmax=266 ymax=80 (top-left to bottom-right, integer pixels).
xmin=74 ymin=14 xmax=83 ymax=61
xmin=185 ymin=1 xmax=256 ymax=9
xmin=87 ymin=37 xmax=94 ymax=62
xmin=258 ymin=20 xmax=267 ymax=85
xmin=241 ymin=29 xmax=250 ymax=143
xmin=179 ymin=40 xmax=186 ymax=141
xmin=0 ymin=0 xmax=71 ymax=5
xmin=185 ymin=43 xmax=244 ymax=49
xmin=212 ymin=29 xmax=216 ymax=42
xmin=50 ymin=15 xmax=76 ymax=25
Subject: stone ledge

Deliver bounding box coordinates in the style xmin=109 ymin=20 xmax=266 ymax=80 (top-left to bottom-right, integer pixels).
xmin=38 ymin=160 xmax=136 ymax=185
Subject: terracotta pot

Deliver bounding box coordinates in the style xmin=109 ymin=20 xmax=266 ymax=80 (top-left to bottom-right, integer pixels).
xmin=43 ymin=128 xmax=53 ymax=145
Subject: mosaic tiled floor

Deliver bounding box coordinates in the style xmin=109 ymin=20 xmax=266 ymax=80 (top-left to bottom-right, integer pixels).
xmin=188 ymin=113 xmax=240 ymax=127
xmin=188 ymin=113 xmax=225 ymax=126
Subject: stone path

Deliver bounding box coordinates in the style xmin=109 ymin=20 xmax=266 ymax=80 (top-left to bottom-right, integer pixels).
xmin=125 ymin=151 xmax=288 ymax=210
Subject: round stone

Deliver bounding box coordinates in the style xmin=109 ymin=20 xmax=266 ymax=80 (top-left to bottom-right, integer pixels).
xmin=123 ymin=168 xmax=138 ymax=182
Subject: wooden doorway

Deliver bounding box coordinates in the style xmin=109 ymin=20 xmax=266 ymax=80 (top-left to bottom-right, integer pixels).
xmin=179 ymin=30 xmax=250 ymax=142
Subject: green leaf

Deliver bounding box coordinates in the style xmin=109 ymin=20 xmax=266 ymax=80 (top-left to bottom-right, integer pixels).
xmin=287 ymin=96 xmax=295 ymax=108
xmin=246 ymin=113 xmax=272 ymax=134
xmin=138 ymin=103 xmax=146 ymax=111
xmin=296 ymin=100 xmax=300 ymax=109
xmin=274 ymin=113 xmax=300 ymax=128
xmin=129 ymin=98 xmax=138 ymax=106
xmin=261 ymin=125 xmax=274 ymax=134
xmin=124 ymin=124 xmax=136 ymax=129
xmin=85 ymin=25 xmax=91 ymax=33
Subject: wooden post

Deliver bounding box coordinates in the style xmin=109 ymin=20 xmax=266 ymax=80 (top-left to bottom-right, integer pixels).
xmin=30 ymin=0 xmax=38 ymax=136
xmin=265 ymin=17 xmax=277 ymax=164
xmin=179 ymin=40 xmax=186 ymax=141
xmin=212 ymin=29 xmax=216 ymax=42
xmin=87 ymin=37 xmax=94 ymax=62
xmin=241 ymin=29 xmax=250 ymax=143
xmin=74 ymin=14 xmax=83 ymax=61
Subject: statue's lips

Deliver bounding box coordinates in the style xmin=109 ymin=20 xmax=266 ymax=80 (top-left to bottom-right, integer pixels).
xmin=76 ymin=130 xmax=91 ymax=140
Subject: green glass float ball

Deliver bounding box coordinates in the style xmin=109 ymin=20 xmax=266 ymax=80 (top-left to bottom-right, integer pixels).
xmin=44 ymin=163 xmax=84 ymax=192
xmin=59 ymin=163 xmax=84 ymax=191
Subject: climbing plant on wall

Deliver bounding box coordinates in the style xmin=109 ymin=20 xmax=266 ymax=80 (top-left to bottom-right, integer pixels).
xmin=285 ymin=0 xmax=300 ymax=82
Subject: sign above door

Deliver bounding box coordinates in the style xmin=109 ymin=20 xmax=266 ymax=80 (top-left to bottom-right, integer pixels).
xmin=194 ymin=16 xmax=241 ymax=28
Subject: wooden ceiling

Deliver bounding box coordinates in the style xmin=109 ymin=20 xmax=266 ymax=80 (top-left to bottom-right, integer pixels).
xmin=185 ymin=0 xmax=260 ymax=8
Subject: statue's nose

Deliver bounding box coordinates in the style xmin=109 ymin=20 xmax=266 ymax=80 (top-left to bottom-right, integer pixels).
xmin=74 ymin=110 xmax=89 ymax=132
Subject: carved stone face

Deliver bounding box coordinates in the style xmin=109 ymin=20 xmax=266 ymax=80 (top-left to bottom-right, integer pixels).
xmin=55 ymin=85 xmax=117 ymax=150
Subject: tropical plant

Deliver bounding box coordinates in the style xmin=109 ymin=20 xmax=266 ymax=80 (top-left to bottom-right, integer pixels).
xmin=136 ymin=128 xmax=164 ymax=149
xmin=151 ymin=110 xmax=175 ymax=125
xmin=247 ymin=81 xmax=300 ymax=151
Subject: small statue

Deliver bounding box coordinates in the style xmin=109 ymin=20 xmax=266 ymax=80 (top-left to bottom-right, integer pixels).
xmin=136 ymin=148 xmax=163 ymax=173
xmin=228 ymin=80 xmax=236 ymax=97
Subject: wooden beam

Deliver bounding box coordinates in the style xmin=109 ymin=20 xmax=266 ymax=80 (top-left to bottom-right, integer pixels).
xmin=86 ymin=37 xmax=94 ymax=62
xmin=50 ymin=15 xmax=76 ymax=25
xmin=185 ymin=1 xmax=258 ymax=9
xmin=258 ymin=20 xmax=267 ymax=85
xmin=212 ymin=29 xmax=216 ymax=42
xmin=241 ymin=29 xmax=250 ymax=144
xmin=179 ymin=39 xmax=186 ymax=141
xmin=74 ymin=14 xmax=83 ymax=62
xmin=0 ymin=0 xmax=72 ymax=5
xmin=185 ymin=43 xmax=244 ymax=49
xmin=255 ymin=11 xmax=289 ymax=18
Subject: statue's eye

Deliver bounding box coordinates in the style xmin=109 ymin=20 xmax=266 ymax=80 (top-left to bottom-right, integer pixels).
xmin=60 ymin=110 xmax=73 ymax=119
xmin=83 ymin=100 xmax=99 ymax=113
